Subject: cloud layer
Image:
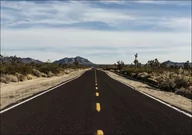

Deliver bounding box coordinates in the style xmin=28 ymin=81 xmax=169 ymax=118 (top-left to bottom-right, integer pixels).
xmin=1 ymin=0 xmax=191 ymax=64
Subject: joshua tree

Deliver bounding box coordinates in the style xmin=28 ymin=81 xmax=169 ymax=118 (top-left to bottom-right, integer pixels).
xmin=146 ymin=58 xmax=160 ymax=69
xmin=134 ymin=53 xmax=139 ymax=68
xmin=184 ymin=61 xmax=190 ymax=69
xmin=46 ymin=59 xmax=51 ymax=63
xmin=116 ymin=61 xmax=124 ymax=70
xmin=154 ymin=58 xmax=160 ymax=68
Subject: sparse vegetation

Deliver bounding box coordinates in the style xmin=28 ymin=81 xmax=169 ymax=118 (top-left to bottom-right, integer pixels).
xmin=0 ymin=55 xmax=90 ymax=84
xmin=116 ymin=61 xmax=124 ymax=70
xmin=100 ymin=54 xmax=192 ymax=99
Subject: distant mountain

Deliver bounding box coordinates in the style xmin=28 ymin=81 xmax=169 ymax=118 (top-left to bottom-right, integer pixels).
xmin=0 ymin=56 xmax=43 ymax=64
xmin=162 ymin=60 xmax=192 ymax=67
xmin=54 ymin=56 xmax=94 ymax=65
xmin=20 ymin=57 xmax=43 ymax=64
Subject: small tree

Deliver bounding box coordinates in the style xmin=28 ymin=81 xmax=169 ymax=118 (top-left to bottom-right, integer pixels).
xmin=46 ymin=59 xmax=51 ymax=63
xmin=146 ymin=58 xmax=160 ymax=69
xmin=184 ymin=61 xmax=190 ymax=69
xmin=154 ymin=58 xmax=160 ymax=68
xmin=116 ymin=61 xmax=124 ymax=70
xmin=134 ymin=53 xmax=139 ymax=68
xmin=10 ymin=55 xmax=21 ymax=65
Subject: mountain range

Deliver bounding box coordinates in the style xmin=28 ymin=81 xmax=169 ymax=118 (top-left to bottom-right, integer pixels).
xmin=0 ymin=56 xmax=43 ymax=64
xmin=162 ymin=60 xmax=192 ymax=68
xmin=1 ymin=55 xmax=191 ymax=67
xmin=0 ymin=56 xmax=94 ymax=65
xmin=53 ymin=56 xmax=94 ymax=65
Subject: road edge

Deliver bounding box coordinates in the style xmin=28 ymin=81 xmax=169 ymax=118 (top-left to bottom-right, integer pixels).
xmin=0 ymin=69 xmax=89 ymax=114
xmin=102 ymin=70 xmax=192 ymax=118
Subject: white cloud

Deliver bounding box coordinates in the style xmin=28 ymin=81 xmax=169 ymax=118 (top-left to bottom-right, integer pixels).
xmin=158 ymin=17 xmax=191 ymax=31
xmin=136 ymin=0 xmax=191 ymax=6
xmin=1 ymin=0 xmax=191 ymax=31
xmin=1 ymin=28 xmax=191 ymax=63
xmin=1 ymin=1 xmax=191 ymax=63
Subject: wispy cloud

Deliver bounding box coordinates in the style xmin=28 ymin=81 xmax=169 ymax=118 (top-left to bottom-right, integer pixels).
xmin=1 ymin=0 xmax=191 ymax=31
xmin=1 ymin=0 xmax=191 ymax=64
xmin=1 ymin=28 xmax=190 ymax=63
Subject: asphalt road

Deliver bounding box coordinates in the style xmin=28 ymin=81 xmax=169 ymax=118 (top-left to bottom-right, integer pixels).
xmin=0 ymin=69 xmax=191 ymax=135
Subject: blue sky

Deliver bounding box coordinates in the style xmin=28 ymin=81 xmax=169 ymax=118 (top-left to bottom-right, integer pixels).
xmin=1 ymin=0 xmax=191 ymax=64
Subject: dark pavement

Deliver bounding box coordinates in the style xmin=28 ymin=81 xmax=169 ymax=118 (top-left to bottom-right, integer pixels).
xmin=0 ymin=69 xmax=191 ymax=135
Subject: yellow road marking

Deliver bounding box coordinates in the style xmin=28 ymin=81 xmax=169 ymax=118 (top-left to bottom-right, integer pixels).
xmin=96 ymin=87 xmax=98 ymax=90
xmin=95 ymin=70 xmax=97 ymax=82
xmin=95 ymin=83 xmax=97 ymax=85
xmin=96 ymin=92 xmax=99 ymax=97
xmin=97 ymin=130 xmax=104 ymax=135
xmin=96 ymin=103 xmax=101 ymax=112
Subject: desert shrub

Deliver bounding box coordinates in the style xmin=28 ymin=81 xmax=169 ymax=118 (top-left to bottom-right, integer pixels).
xmin=32 ymin=69 xmax=47 ymax=77
xmin=0 ymin=74 xmax=18 ymax=83
xmin=47 ymin=71 xmax=55 ymax=77
xmin=16 ymin=64 xmax=33 ymax=75
xmin=64 ymin=69 xmax=71 ymax=74
xmin=38 ymin=63 xmax=61 ymax=74
xmin=174 ymin=75 xmax=190 ymax=89
xmin=175 ymin=87 xmax=192 ymax=99
xmin=15 ymin=73 xmax=27 ymax=81
xmin=0 ymin=76 xmax=7 ymax=83
xmin=0 ymin=63 xmax=33 ymax=75
xmin=26 ymin=74 xmax=33 ymax=80
xmin=0 ymin=64 xmax=6 ymax=74
xmin=41 ymin=73 xmax=47 ymax=77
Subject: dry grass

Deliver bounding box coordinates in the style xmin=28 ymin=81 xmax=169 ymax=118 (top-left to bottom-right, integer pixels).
xmin=118 ymin=69 xmax=192 ymax=97
xmin=32 ymin=69 xmax=47 ymax=77
xmin=0 ymin=74 xmax=19 ymax=83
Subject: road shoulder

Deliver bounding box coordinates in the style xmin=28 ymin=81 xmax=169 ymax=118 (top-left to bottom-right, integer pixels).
xmin=104 ymin=70 xmax=192 ymax=113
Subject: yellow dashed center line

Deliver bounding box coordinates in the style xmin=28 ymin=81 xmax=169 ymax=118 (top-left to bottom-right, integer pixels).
xmin=95 ymin=70 xmax=97 ymax=82
xmin=96 ymin=92 xmax=99 ymax=97
xmin=94 ymin=70 xmax=103 ymax=134
xmin=96 ymin=103 xmax=101 ymax=112
xmin=97 ymin=130 xmax=104 ymax=135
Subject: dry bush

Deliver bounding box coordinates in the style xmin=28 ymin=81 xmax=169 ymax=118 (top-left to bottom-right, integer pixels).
xmin=15 ymin=73 xmax=27 ymax=81
xmin=0 ymin=74 xmax=7 ymax=83
xmin=41 ymin=73 xmax=47 ymax=77
xmin=175 ymin=86 xmax=192 ymax=99
xmin=47 ymin=71 xmax=55 ymax=77
xmin=155 ymin=70 xmax=191 ymax=92
xmin=32 ymin=69 xmax=47 ymax=77
xmin=64 ymin=69 xmax=71 ymax=74
xmin=174 ymin=75 xmax=190 ymax=89
xmin=26 ymin=74 xmax=33 ymax=80
xmin=0 ymin=74 xmax=18 ymax=83
xmin=137 ymin=72 xmax=149 ymax=78
xmin=32 ymin=69 xmax=42 ymax=77
xmin=6 ymin=74 xmax=18 ymax=82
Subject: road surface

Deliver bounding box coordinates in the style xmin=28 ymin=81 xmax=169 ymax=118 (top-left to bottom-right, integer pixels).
xmin=0 ymin=69 xmax=191 ymax=134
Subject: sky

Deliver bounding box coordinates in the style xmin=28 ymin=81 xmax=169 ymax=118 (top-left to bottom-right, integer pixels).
xmin=1 ymin=0 xmax=191 ymax=64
